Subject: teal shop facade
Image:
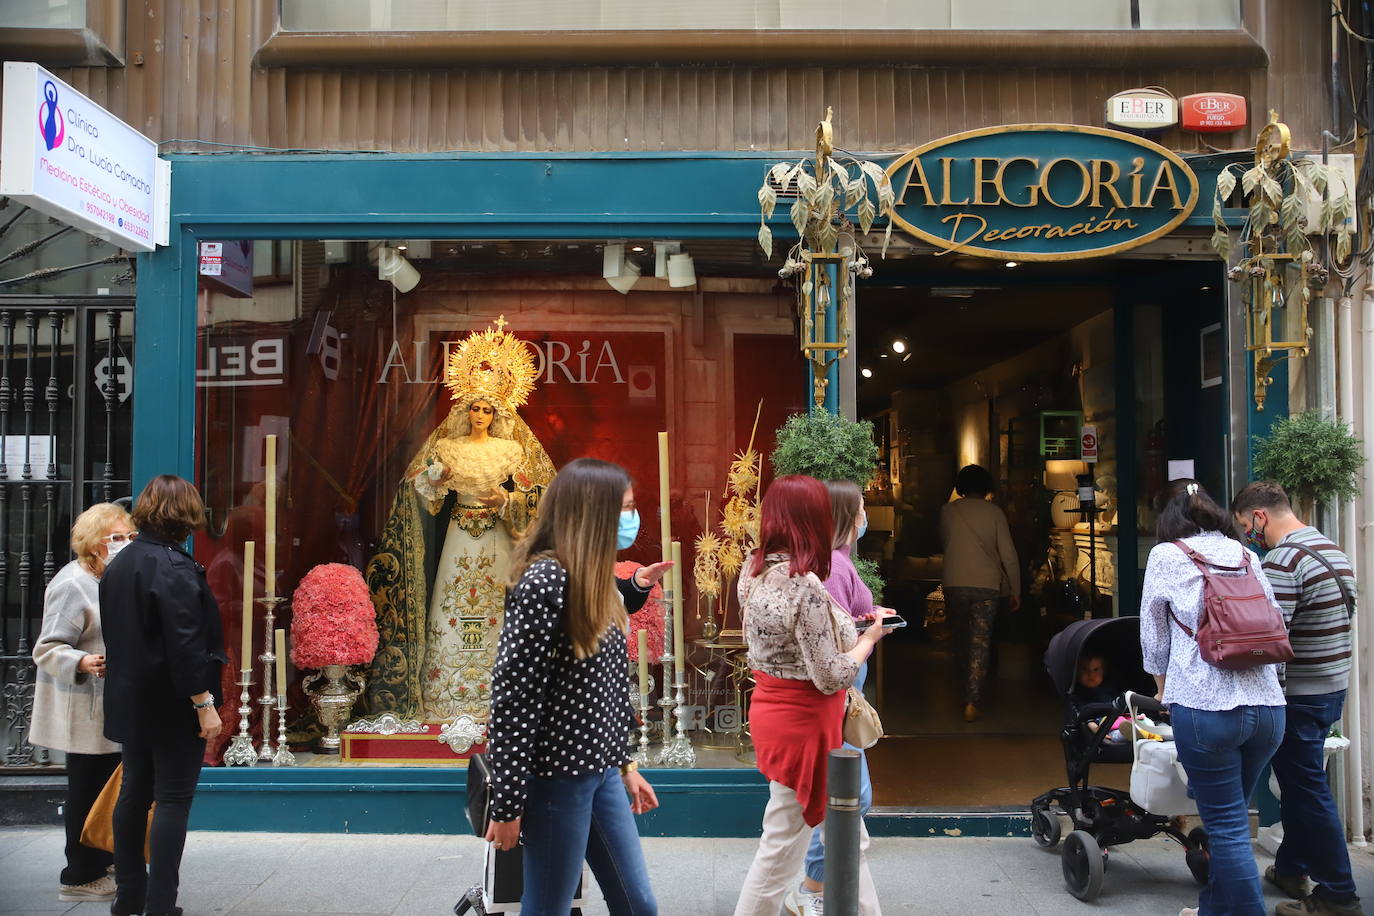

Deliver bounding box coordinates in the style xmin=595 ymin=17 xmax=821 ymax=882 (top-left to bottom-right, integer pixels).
xmin=128 ymin=145 xmax=1270 ymax=836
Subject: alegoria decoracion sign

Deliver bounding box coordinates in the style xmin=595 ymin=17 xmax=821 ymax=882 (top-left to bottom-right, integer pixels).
xmin=883 ymin=124 xmax=1199 ymax=262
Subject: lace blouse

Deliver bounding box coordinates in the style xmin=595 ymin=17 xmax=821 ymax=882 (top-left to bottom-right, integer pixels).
xmin=740 ymin=552 xmax=860 ymax=696
xmin=1139 ymin=532 xmax=1285 ymax=712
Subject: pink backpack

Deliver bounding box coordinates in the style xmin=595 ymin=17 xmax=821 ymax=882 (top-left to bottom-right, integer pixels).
xmin=1167 ymin=540 xmax=1294 ymax=670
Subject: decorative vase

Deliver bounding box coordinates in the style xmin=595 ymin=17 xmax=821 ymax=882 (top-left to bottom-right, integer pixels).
xmin=303 ymin=664 xmax=366 ymax=754
xmin=700 ymin=617 xmax=720 ymax=641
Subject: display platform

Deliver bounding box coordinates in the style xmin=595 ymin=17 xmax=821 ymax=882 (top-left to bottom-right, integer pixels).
xmin=340 ymin=723 xmax=486 ymax=765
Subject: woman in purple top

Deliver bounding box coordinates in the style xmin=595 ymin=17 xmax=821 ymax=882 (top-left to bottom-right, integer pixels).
xmin=784 ymin=479 xmax=888 ymax=916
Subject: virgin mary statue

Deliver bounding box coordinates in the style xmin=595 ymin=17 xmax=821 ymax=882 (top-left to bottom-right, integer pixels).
xmin=365 ymin=318 xmax=555 ymax=731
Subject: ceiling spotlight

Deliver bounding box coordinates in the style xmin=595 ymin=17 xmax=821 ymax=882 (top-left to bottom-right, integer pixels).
xmin=631 ymin=245 xmax=646 ymax=253
xmin=860 ymin=367 xmax=873 ymax=379
xmin=879 ymin=353 xmax=889 ymax=359
xmin=667 ymin=253 xmax=696 ymax=288
xmin=1201 ymin=285 xmax=1212 ymax=291
xmin=396 ymin=243 xmax=408 ymax=251
xmin=1004 ymin=261 xmax=1018 ymax=268
xmin=891 ymin=339 xmax=907 ymax=354
xmin=377 ymin=246 xmax=420 ymax=293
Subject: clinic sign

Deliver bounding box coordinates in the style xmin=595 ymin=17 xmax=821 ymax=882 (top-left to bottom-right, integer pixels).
xmin=0 ymin=62 xmax=167 ymax=252
xmin=884 ymin=124 xmax=1199 ymax=262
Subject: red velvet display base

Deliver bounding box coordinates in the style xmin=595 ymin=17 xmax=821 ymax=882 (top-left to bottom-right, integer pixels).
xmin=340 ymin=724 xmax=486 ymax=764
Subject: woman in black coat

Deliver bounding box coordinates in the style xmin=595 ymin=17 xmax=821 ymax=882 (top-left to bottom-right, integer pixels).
xmin=100 ymin=475 xmax=225 ymax=916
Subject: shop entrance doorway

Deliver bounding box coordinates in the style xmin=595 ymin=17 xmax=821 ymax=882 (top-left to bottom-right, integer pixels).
xmin=853 ymin=256 xmax=1228 ymax=809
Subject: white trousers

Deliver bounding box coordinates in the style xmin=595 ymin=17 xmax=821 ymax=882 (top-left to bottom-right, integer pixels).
xmin=732 ymin=780 xmax=881 ymax=916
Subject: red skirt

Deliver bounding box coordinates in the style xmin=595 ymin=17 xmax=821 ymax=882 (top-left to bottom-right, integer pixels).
xmin=749 ymin=670 xmax=846 ymax=826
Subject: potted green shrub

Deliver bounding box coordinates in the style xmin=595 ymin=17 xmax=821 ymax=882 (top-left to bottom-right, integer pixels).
xmin=1252 ymin=410 xmax=1365 ymax=514
xmin=771 ymin=410 xmax=880 ymax=485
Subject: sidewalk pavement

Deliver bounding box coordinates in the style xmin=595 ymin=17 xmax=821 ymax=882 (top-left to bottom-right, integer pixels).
xmin=5 ymin=825 xmax=1374 ymax=916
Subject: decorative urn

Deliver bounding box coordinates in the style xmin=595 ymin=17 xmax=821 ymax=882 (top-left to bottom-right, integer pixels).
xmin=291 ymin=563 xmax=379 ymax=754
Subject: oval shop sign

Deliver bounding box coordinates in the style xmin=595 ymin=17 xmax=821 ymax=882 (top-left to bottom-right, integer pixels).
xmin=883 ymin=124 xmax=1199 ymax=262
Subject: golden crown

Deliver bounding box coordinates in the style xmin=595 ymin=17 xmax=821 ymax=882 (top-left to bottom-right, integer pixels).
xmin=444 ymin=316 xmax=538 ymax=415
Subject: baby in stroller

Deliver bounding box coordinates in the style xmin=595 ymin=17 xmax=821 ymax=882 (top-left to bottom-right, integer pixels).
xmin=1031 ymin=617 xmax=1208 ymax=903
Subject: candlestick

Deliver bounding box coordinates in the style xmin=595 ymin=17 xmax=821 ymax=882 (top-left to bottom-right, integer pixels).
xmin=264 ymin=434 xmax=277 ymax=600
xmin=657 ymin=431 xmax=671 ymax=562
xmin=659 ymin=670 xmax=697 ymax=768
xmin=255 ymin=596 xmax=286 ymax=761
xmin=271 ymin=696 xmax=296 ymax=767
xmin=240 ymin=540 xmax=255 ymax=664
xmin=222 ymin=669 xmax=257 ymax=766
xmin=671 ymin=541 xmax=685 ymax=672
xmin=275 ymin=628 xmax=287 ymax=695
xmin=631 ymin=690 xmax=653 ymax=768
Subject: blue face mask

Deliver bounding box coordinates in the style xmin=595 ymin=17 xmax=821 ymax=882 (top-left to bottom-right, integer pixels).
xmin=855 ymin=512 xmax=868 ymax=541
xmin=617 ymin=509 xmax=640 ymax=550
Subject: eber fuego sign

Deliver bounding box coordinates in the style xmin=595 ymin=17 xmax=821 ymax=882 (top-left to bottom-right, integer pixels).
xmin=884 ymin=124 xmax=1199 ymax=261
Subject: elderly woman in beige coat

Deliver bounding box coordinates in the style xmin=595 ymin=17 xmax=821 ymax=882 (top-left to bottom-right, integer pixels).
xmin=30 ymin=502 xmax=135 ymax=904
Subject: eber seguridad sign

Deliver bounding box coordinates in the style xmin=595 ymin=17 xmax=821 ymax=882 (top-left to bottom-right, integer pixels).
xmin=883 ymin=124 xmax=1199 ymax=261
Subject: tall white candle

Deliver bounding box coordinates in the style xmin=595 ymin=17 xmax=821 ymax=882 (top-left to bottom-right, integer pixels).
xmin=264 ymin=434 xmax=277 ymax=600
xmin=275 ymin=628 xmax=287 ymax=700
xmin=671 ymin=541 xmax=685 ymax=672
xmin=240 ymin=540 xmax=255 ymax=666
xmin=657 ymin=431 xmax=671 ymax=563
xmin=637 ymin=629 xmax=649 ymax=705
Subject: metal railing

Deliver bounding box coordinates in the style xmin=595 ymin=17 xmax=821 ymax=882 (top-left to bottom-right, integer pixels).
xmin=0 ymin=299 xmax=133 ymax=768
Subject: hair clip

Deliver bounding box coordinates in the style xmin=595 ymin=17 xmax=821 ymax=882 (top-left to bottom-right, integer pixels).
xmin=1185 ymin=482 xmax=1199 ymax=497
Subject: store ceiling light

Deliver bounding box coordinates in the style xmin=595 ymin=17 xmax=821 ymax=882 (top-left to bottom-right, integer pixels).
xmin=377 ymin=246 xmax=420 ymax=293
xmin=891 ymin=339 xmax=908 ymax=354
xmin=667 ymin=253 xmax=696 ymax=288
xmin=1004 ymin=261 xmax=1018 ymax=268
xmin=860 ymin=367 xmax=873 ymax=379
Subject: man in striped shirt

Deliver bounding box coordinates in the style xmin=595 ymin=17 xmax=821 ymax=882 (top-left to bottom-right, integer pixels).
xmin=1233 ymin=481 xmax=1361 ymax=916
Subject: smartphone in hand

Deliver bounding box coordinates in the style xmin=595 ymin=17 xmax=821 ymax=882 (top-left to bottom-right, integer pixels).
xmin=855 ymin=614 xmax=908 ymax=632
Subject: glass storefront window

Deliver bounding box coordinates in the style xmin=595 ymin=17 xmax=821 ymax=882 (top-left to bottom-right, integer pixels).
xmin=0 ymin=206 xmax=133 ymax=297
xmin=281 ymin=0 xmax=1241 ymax=31
xmin=194 ymin=238 xmax=803 ymax=767
xmin=2 ymin=0 xmax=87 ymax=29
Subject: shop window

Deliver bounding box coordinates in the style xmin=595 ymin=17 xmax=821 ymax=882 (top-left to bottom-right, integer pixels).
xmin=194 ymin=237 xmax=797 ymax=767
xmin=0 ymin=0 xmax=125 ymax=67
xmin=281 ymin=0 xmax=1241 ymax=31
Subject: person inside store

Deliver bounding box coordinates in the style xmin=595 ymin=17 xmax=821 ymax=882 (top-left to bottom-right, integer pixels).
xmin=1232 ymin=481 xmax=1362 ymax=916
xmin=785 ymin=478 xmax=890 ymax=916
xmin=29 ymin=503 xmax=135 ymax=904
xmin=1139 ymin=479 xmax=1285 ymax=916
xmin=101 ymin=475 xmax=226 ymax=916
xmin=734 ymin=475 xmax=893 ymax=916
xmin=483 ymin=457 xmax=669 ymax=914
xmin=367 ymin=318 xmax=556 ymax=727
xmin=939 ymin=463 xmax=1021 ymax=723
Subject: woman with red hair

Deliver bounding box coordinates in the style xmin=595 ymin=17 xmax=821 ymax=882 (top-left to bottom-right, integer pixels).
xmin=733 ymin=475 xmax=891 ymax=915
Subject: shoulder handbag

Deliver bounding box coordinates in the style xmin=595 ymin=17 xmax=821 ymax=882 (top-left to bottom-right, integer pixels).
xmin=81 ymin=763 xmax=152 ymax=861
xmin=1167 ymin=540 xmax=1294 ymax=670
xmin=464 ymin=751 xmax=493 ymax=838
xmin=1283 ymin=541 xmax=1356 ymax=620
xmin=824 ymin=595 xmax=884 ymax=750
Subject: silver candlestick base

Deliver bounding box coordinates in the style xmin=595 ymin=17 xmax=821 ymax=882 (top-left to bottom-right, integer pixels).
xmin=271 ymin=697 xmax=296 ymax=767
xmin=658 ymin=672 xmax=696 ymax=768
xmin=223 ymin=668 xmax=258 ymax=766
xmin=256 ymin=596 xmax=287 ymax=762
xmin=631 ymin=695 xmax=653 ymax=767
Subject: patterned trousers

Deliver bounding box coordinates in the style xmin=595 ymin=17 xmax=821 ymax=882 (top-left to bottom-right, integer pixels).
xmin=944 ymin=586 xmax=1000 ymax=708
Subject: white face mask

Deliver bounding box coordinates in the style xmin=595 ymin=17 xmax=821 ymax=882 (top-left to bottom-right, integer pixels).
xmin=105 ymin=539 xmax=128 ymax=559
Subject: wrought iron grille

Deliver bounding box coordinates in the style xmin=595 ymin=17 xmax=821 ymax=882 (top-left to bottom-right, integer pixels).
xmin=0 ymin=298 xmax=134 ymax=768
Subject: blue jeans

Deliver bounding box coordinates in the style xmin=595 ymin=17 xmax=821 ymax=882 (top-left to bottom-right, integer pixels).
xmin=803 ymin=664 xmax=872 ymax=884
xmin=520 ymin=767 xmax=657 ymax=916
xmin=1271 ymin=690 xmax=1357 ymax=902
xmin=1172 ymin=704 xmax=1285 ymax=916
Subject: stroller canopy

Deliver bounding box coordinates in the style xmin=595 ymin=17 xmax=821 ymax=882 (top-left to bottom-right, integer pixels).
xmin=1044 ymin=616 xmax=1149 ymax=699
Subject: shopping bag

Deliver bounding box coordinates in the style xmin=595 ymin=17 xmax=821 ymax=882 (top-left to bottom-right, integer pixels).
xmin=80 ymin=763 xmax=153 ymax=861
xmin=1129 ymin=738 xmax=1197 ymax=816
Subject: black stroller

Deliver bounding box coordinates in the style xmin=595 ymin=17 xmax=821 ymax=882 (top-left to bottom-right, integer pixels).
xmin=1030 ymin=616 xmax=1210 ymax=901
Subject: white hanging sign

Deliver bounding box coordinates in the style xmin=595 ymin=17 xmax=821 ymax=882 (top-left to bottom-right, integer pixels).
xmin=0 ymin=61 xmax=168 ymax=252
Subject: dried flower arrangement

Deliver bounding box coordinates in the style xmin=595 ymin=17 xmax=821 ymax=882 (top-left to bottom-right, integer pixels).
xmin=290 ymin=563 xmax=379 ymax=669
xmin=693 ymin=401 xmax=765 ymax=636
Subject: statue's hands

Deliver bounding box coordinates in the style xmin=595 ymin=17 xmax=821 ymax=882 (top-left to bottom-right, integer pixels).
xmin=424 ymin=460 xmax=450 ymax=483
xmin=477 ymin=489 xmax=507 ymax=509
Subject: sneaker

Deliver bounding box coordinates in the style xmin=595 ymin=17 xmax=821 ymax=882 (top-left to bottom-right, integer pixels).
xmin=58 ymin=874 xmax=116 ymax=902
xmin=1180 ymin=908 xmax=1199 ymax=916
xmin=1275 ymin=894 xmax=1365 ymax=916
xmin=784 ymin=887 xmax=823 ymax=916
xmin=1267 ymin=865 xmax=1315 ymax=900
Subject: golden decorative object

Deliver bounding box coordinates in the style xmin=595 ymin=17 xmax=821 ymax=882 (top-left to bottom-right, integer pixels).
xmin=444 ymin=315 xmax=538 ymax=417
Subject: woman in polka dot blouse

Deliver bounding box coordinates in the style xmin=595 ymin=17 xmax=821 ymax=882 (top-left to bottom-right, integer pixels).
xmin=484 ymin=457 xmax=672 ymax=915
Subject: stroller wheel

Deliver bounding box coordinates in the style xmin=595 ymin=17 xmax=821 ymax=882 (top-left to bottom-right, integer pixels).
xmin=1186 ymin=827 xmax=1210 ymax=886
xmin=1031 ymin=806 xmax=1062 ymax=848
xmin=1062 ymin=830 xmax=1106 ymax=901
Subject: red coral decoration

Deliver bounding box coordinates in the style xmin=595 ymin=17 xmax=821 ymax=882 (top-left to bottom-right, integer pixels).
xmin=618 ymin=560 xmax=666 ymax=662
xmin=290 ymin=563 xmax=379 ymax=669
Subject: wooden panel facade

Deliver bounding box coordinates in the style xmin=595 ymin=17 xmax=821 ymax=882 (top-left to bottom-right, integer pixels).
xmin=3 ymin=0 xmax=1333 ymax=154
